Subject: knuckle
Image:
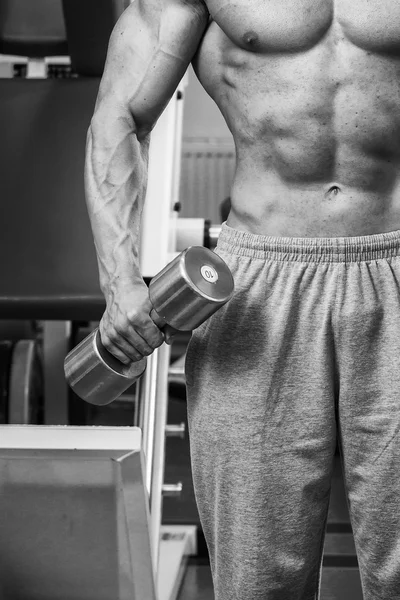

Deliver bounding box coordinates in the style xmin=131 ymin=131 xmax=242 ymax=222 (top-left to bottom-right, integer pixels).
xmin=141 ymin=329 xmax=159 ymax=348
xmin=141 ymin=345 xmax=154 ymax=357
xmin=155 ymin=334 xmax=165 ymax=347
xmin=127 ymin=307 xmax=142 ymax=324
xmin=133 ymin=336 xmax=150 ymax=354
xmin=103 ymin=339 xmax=116 ymax=355
xmin=107 ymin=330 xmax=119 ymax=343
xmin=147 ymin=336 xmax=163 ymax=352
xmin=114 ymin=323 xmax=126 ymax=336
xmin=125 ymin=345 xmax=142 ymax=361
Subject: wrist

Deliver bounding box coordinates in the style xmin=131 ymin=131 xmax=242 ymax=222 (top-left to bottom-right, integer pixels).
xmin=99 ymin=268 xmax=144 ymax=297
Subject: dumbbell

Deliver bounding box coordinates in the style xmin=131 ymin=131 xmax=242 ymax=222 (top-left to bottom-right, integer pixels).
xmin=64 ymin=246 xmax=234 ymax=406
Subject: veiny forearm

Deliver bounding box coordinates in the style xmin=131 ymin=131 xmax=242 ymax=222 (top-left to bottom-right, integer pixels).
xmin=84 ymin=0 xmax=209 ymax=301
xmin=85 ymin=106 xmax=150 ymax=296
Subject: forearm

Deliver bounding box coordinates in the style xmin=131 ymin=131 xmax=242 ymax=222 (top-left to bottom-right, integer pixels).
xmin=85 ymin=103 xmax=149 ymax=296
xmin=84 ymin=0 xmax=208 ymax=300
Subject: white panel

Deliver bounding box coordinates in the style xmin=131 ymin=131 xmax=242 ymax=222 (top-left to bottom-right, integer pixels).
xmin=179 ymin=138 xmax=236 ymax=222
xmin=0 ymin=425 xmax=142 ymax=451
xmin=140 ymin=76 xmax=188 ymax=278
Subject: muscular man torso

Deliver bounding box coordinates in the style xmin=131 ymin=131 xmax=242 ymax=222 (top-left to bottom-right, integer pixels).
xmin=192 ymin=0 xmax=400 ymax=237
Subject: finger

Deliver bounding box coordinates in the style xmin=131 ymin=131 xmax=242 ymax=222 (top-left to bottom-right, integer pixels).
xmin=100 ymin=330 xmax=144 ymax=365
xmin=123 ymin=323 xmax=163 ymax=356
xmin=103 ymin=318 xmax=167 ymax=363
xmin=126 ymin=306 xmax=165 ymax=347
xmin=116 ymin=313 xmax=166 ymax=354
xmin=134 ymin=321 xmax=165 ymax=348
xmin=99 ymin=318 xmax=145 ymax=364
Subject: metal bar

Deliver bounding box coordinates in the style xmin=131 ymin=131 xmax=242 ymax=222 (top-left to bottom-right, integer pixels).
xmin=138 ymin=345 xmax=171 ymax=576
xmin=149 ymin=342 xmax=171 ymax=578
xmin=162 ymin=483 xmax=183 ymax=497
xmin=165 ymin=423 xmax=185 ymax=438
xmin=139 ymin=351 xmax=159 ymax=498
xmin=43 ymin=321 xmax=71 ymax=425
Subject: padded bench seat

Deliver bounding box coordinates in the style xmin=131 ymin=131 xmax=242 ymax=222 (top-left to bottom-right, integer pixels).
xmin=0 ymin=78 xmax=106 ymax=321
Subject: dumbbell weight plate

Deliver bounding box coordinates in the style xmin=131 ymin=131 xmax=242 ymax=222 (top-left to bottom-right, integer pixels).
xmin=0 ymin=341 xmax=14 ymax=424
xmin=149 ymin=246 xmax=234 ymax=331
xmin=8 ymin=340 xmax=43 ymax=424
xmin=184 ymin=246 xmax=234 ymax=300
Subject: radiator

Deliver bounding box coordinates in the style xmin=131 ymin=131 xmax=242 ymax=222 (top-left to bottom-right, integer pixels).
xmin=179 ymin=138 xmax=236 ymax=223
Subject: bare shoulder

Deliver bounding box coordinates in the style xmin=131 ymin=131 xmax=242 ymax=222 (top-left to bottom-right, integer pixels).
xmin=131 ymin=0 xmax=209 ymax=23
xmin=97 ymin=0 xmax=210 ymax=133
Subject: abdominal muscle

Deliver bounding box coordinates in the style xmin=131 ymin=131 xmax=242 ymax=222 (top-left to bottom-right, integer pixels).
xmin=192 ymin=12 xmax=400 ymax=238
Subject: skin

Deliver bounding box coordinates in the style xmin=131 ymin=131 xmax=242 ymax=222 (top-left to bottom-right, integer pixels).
xmin=86 ymin=0 xmax=400 ymax=363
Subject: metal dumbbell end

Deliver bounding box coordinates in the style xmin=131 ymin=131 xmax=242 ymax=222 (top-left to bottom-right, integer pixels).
xmin=64 ymin=329 xmax=148 ymax=407
xmin=64 ymin=246 xmax=234 ymax=406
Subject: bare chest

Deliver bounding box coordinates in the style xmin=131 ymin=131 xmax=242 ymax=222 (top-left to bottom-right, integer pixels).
xmin=203 ymin=0 xmax=400 ymax=53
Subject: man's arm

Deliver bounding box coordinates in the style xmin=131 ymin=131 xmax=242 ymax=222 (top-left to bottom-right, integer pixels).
xmin=85 ymin=0 xmax=209 ymax=364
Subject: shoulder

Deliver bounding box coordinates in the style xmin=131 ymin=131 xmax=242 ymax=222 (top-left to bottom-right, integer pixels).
xmin=181 ymin=0 xmax=209 ymax=14
xmin=113 ymin=0 xmax=209 ymax=39
xmin=136 ymin=0 xmax=209 ymax=17
xmin=170 ymin=0 xmax=210 ymax=21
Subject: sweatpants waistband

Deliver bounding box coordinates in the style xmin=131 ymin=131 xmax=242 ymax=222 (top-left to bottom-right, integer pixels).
xmin=217 ymin=223 xmax=400 ymax=264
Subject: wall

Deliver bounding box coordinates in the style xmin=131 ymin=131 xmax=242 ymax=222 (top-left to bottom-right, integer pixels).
xmin=179 ymin=66 xmax=235 ymax=223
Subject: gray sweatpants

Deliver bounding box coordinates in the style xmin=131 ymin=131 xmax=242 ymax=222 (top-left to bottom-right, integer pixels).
xmin=185 ymin=222 xmax=400 ymax=600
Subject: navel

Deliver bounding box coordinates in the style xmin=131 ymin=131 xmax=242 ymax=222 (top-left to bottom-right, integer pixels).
xmin=325 ymin=185 xmax=341 ymax=198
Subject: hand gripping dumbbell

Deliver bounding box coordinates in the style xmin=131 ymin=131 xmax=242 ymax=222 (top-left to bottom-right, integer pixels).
xmin=64 ymin=247 xmax=234 ymax=406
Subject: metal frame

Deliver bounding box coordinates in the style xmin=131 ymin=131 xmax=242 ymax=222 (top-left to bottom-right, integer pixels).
xmin=140 ymin=76 xmax=188 ymax=277
xmin=137 ymin=77 xmax=194 ymax=595
xmin=140 ymin=344 xmax=172 ymax=574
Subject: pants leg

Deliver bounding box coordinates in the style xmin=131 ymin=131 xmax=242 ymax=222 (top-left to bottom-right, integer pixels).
xmin=185 ymin=227 xmax=339 ymax=600
xmin=335 ymin=255 xmax=400 ymax=599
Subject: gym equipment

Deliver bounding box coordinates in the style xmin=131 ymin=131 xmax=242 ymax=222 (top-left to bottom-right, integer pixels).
xmin=0 ymin=339 xmax=43 ymax=426
xmin=0 ymin=0 xmax=68 ymax=58
xmin=0 ymin=0 xmax=68 ymax=79
xmin=0 ymin=341 xmax=14 ymax=424
xmin=62 ymin=0 xmax=128 ymax=76
xmin=0 ymin=425 xmax=198 ymax=600
xmin=0 ymin=426 xmax=158 ymax=600
xmin=64 ymin=246 xmax=234 ymax=406
xmin=8 ymin=340 xmax=43 ymax=424
xmin=175 ymin=217 xmax=221 ymax=251
xmin=0 ymin=37 xmax=221 ymax=599
xmin=0 ymin=72 xmax=198 ymax=597
xmin=0 ymin=319 xmax=37 ymax=341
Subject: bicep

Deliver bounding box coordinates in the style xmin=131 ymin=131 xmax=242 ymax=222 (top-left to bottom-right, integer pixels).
xmin=96 ymin=0 xmax=209 ymax=137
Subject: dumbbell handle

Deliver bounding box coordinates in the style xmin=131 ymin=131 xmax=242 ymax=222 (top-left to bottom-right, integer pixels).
xmin=93 ymin=304 xmax=175 ymax=369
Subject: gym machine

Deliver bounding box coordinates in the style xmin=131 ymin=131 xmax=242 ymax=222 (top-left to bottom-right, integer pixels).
xmin=0 ymin=6 xmax=227 ymax=598
xmin=0 ymin=337 xmax=43 ymax=426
